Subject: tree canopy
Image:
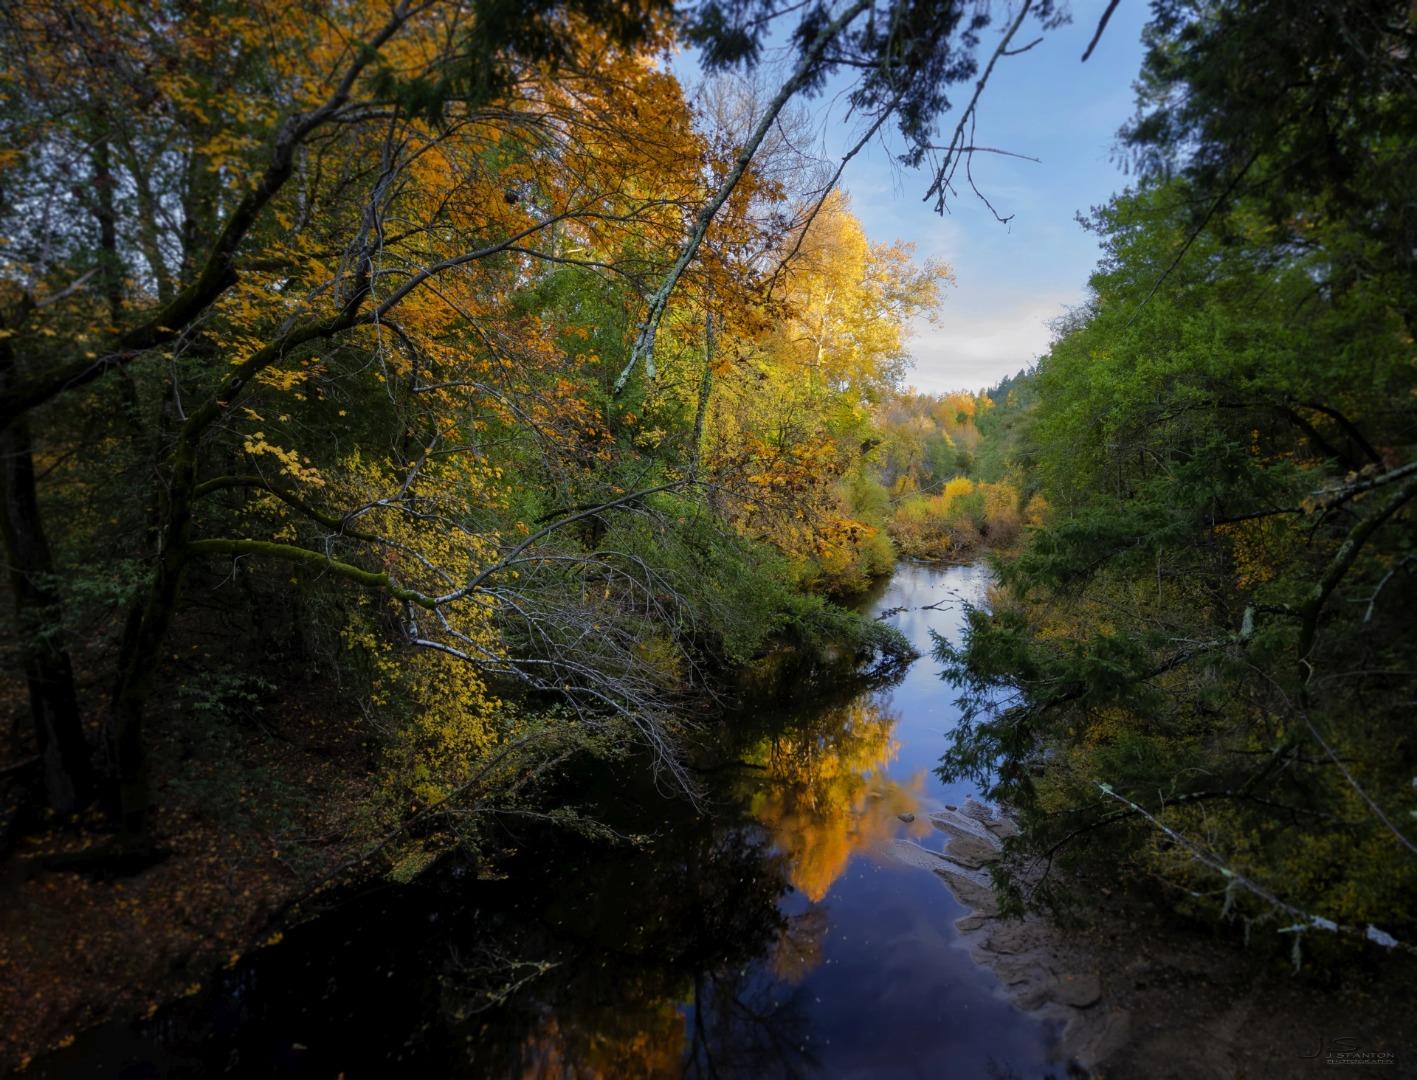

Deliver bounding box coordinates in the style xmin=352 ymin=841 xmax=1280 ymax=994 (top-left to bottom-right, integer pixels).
xmin=937 ymin=0 xmax=1417 ymax=964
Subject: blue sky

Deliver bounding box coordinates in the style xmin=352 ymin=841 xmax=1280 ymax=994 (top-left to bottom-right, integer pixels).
xmin=680 ymin=1 xmax=1153 ymax=393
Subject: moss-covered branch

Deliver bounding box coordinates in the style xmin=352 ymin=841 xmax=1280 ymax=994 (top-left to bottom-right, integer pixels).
xmin=186 ymin=539 xmax=436 ymax=609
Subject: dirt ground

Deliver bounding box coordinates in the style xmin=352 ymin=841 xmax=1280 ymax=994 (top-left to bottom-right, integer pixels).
xmin=0 ymin=682 xmax=377 ymax=1073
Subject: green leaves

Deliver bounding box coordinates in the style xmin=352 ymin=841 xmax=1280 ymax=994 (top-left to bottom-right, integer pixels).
xmin=932 ymin=34 xmax=1417 ymax=945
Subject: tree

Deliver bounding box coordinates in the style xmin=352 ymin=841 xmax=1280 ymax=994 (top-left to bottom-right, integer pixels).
xmin=937 ymin=170 xmax=1417 ymax=955
xmin=1122 ymin=0 xmax=1417 ymax=332
xmin=0 ymin=0 xmax=1059 ymax=838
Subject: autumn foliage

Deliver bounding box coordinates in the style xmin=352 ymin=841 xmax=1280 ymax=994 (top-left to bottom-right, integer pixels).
xmin=0 ymin=0 xmax=964 ymax=1059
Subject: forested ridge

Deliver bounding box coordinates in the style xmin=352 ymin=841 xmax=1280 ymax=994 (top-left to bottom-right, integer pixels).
xmin=939 ymin=0 xmax=1417 ymax=969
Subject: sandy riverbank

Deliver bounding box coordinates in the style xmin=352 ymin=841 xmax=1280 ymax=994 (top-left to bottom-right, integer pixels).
xmin=888 ymin=799 xmax=1415 ymax=1078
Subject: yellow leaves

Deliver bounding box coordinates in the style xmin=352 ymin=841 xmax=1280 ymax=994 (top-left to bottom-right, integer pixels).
xmin=198 ymin=130 xmax=262 ymax=173
xmin=255 ymin=365 xmax=310 ymax=391
xmin=391 ymin=649 xmax=501 ymax=805
xmin=241 ymin=435 xmax=326 ymax=488
xmin=1023 ymin=493 xmax=1050 ymax=528
xmin=1082 ymin=705 xmax=1130 ymax=748
xmin=941 ymin=475 xmax=976 ymax=506
xmin=634 ymin=635 xmax=683 ymax=683
xmin=759 ymin=191 xmax=944 ymax=392
xmin=325 ymin=451 xmax=510 ymax=803
xmin=1216 ymin=515 xmax=1297 ymax=588
xmin=890 ymin=479 xmax=1021 ymax=557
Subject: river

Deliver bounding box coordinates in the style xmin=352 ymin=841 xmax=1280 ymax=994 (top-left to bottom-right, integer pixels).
xmin=34 ymin=561 xmax=1062 ymax=1078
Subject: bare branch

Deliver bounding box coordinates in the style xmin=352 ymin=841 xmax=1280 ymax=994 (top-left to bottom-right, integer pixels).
xmin=1081 ymin=0 xmax=1122 ymax=63
xmin=614 ymin=0 xmax=873 ymax=393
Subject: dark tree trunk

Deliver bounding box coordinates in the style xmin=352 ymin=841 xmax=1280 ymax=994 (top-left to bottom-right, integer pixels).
xmin=107 ymin=435 xmax=199 ymax=842
xmin=690 ymin=310 xmax=715 ymax=484
xmin=0 ymin=346 xmax=93 ymax=812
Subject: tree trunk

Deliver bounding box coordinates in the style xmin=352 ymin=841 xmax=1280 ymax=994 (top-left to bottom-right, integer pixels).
xmin=689 ymin=310 xmax=715 ymax=484
xmin=107 ymin=440 xmax=197 ymax=842
xmin=0 ymin=344 xmax=93 ymax=812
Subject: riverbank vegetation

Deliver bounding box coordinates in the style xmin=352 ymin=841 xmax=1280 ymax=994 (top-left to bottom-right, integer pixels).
xmin=868 ymin=388 xmax=1033 ymax=560
xmin=939 ymin=0 xmax=1417 ymax=968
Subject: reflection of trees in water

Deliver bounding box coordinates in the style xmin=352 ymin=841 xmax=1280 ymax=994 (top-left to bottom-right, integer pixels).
xmin=684 ymin=958 xmax=819 ymax=1079
xmin=444 ymin=804 xmax=818 ymax=1078
xmin=439 ymin=685 xmax=927 ymax=1075
xmin=747 ymin=695 xmax=931 ymax=901
xmin=41 ymin=678 xmax=925 ymax=1076
xmin=770 ymin=903 xmax=828 ymax=984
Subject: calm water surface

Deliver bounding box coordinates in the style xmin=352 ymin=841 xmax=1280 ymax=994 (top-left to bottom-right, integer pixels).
xmin=36 ymin=561 xmax=1059 ymax=1078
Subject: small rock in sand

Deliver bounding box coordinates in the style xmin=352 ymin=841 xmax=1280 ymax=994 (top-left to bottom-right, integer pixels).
xmin=961 ymin=797 xmax=994 ymax=824
xmin=943 ymin=833 xmax=1002 ymax=868
xmin=1054 ymin=971 xmax=1103 ymax=1009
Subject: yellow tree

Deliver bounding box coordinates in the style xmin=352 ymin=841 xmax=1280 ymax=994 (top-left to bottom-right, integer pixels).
xmin=702 ymin=191 xmax=946 ymax=587
xmin=0 ymin=0 xmax=714 ymax=834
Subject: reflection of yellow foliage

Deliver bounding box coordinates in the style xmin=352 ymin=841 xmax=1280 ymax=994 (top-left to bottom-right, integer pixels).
xmin=517 ymin=1009 xmax=684 ymax=1080
xmin=747 ymin=699 xmax=930 ymax=901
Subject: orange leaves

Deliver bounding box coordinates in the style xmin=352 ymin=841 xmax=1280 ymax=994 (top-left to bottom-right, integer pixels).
xmin=1216 ymin=515 xmax=1297 ymax=589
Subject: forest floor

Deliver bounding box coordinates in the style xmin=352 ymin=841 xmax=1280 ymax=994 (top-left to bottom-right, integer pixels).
xmin=0 ymin=679 xmax=376 ymax=1072
xmin=1057 ymin=878 xmax=1416 ymax=1078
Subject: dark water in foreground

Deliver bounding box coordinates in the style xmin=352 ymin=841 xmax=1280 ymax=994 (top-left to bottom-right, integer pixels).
xmin=35 ymin=562 xmax=1060 ymax=1078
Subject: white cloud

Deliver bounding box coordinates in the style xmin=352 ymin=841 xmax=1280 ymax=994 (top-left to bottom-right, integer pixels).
xmin=901 ymin=292 xmax=1077 ymax=392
